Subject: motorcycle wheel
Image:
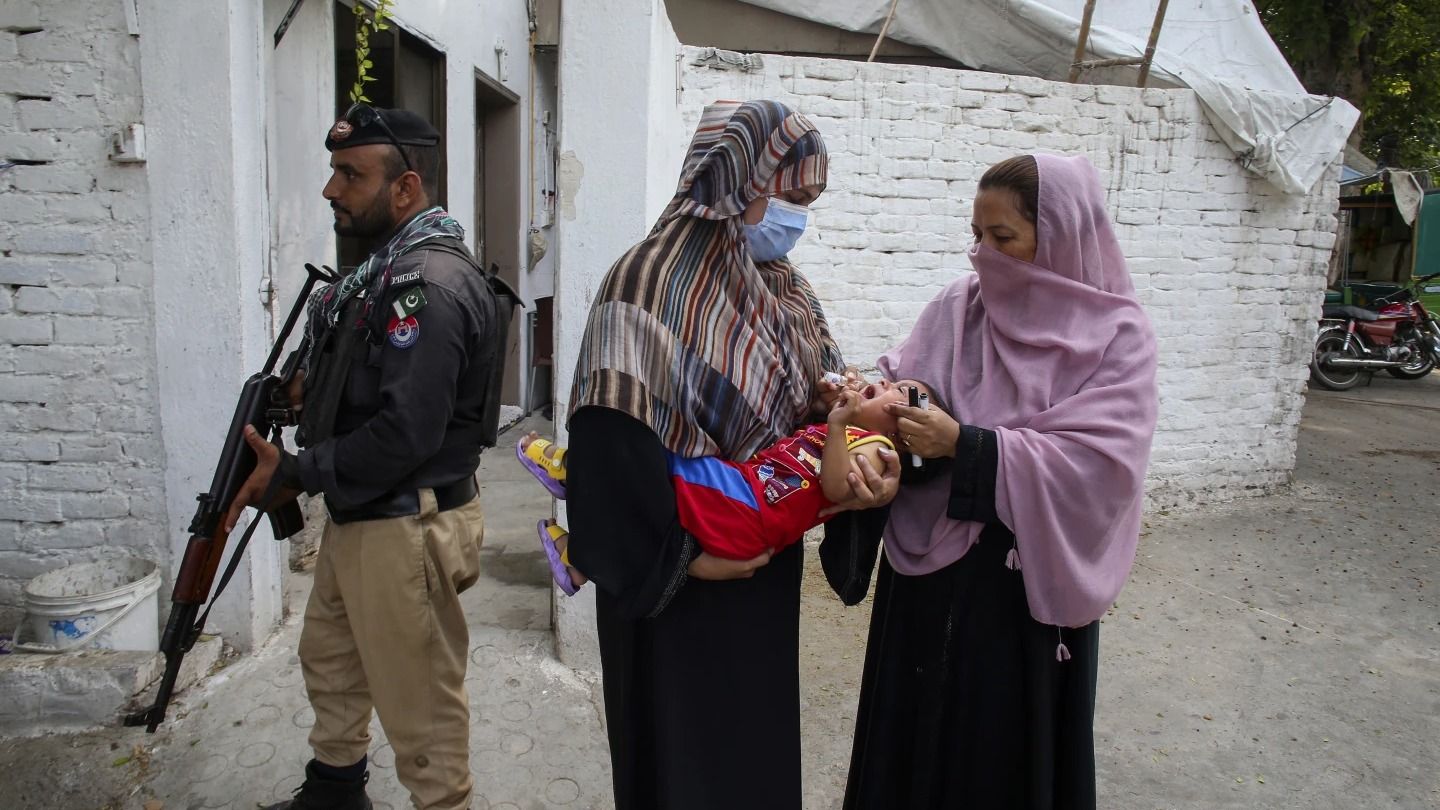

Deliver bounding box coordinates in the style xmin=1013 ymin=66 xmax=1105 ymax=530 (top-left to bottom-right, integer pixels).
xmin=1310 ymin=330 xmax=1365 ymax=391
xmin=1385 ymin=345 xmax=1435 ymax=379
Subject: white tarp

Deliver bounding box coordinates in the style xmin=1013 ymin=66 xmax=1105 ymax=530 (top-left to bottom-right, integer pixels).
xmin=739 ymin=0 xmax=1359 ymax=194
xmin=1390 ymin=171 xmax=1425 ymax=226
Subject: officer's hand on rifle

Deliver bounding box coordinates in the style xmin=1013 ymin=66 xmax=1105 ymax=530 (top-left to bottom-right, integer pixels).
xmin=223 ymin=426 xmax=301 ymax=533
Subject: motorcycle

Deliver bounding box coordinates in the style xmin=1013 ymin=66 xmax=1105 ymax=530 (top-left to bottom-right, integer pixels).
xmin=1310 ymin=271 xmax=1440 ymax=391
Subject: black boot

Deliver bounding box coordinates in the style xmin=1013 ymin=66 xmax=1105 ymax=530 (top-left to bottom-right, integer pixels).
xmin=261 ymin=761 xmax=373 ymax=810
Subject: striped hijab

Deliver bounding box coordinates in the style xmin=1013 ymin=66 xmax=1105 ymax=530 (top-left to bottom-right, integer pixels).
xmin=568 ymin=100 xmax=842 ymax=461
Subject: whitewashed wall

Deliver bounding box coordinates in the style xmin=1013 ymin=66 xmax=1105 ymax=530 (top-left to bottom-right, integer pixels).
xmin=678 ymin=50 xmax=1340 ymax=503
xmin=0 ymin=0 xmax=169 ymax=631
xmin=0 ymin=0 xmax=544 ymax=648
xmin=136 ymin=0 xmax=285 ymax=649
xmin=552 ymin=0 xmax=688 ymax=671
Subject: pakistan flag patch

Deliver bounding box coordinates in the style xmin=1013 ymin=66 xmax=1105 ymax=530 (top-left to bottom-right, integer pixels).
xmin=391 ymin=287 xmax=428 ymax=320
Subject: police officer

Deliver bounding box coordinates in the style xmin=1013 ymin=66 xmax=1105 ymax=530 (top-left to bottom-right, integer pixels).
xmin=226 ymin=105 xmax=503 ymax=810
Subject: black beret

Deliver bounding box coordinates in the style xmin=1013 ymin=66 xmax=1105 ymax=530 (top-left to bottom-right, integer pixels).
xmin=325 ymin=106 xmax=440 ymax=152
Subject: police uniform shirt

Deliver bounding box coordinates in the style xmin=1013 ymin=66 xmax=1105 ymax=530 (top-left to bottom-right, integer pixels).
xmin=293 ymin=238 xmax=498 ymax=512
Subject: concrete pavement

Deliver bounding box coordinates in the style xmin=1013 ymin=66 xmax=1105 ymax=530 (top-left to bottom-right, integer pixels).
xmin=0 ymin=415 xmax=614 ymax=810
xmin=1090 ymin=371 xmax=1440 ymax=808
xmin=1 ymin=373 xmax=1437 ymax=808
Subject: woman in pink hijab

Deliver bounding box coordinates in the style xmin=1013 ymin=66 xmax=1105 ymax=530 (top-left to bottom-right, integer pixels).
xmin=824 ymin=154 xmax=1158 ymax=809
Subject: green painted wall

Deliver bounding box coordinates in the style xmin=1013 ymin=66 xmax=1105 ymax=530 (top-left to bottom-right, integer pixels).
xmin=1415 ymin=191 xmax=1440 ymax=312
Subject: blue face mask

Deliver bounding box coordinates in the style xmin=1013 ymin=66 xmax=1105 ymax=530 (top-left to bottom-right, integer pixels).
xmin=743 ymin=197 xmax=809 ymax=262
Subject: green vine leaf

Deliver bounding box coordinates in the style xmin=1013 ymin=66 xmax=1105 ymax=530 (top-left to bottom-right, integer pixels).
xmin=349 ymin=1 xmax=396 ymax=105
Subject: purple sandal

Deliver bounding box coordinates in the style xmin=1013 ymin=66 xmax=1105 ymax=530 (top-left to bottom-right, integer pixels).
xmin=537 ymin=519 xmax=579 ymax=596
xmin=516 ymin=441 xmax=568 ymax=500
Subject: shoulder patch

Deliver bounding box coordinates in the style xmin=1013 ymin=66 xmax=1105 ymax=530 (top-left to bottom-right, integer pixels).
xmin=390 ymin=269 xmax=424 ymax=287
xmin=391 ymin=286 xmax=428 ymax=320
xmin=387 ymin=315 xmax=420 ymax=349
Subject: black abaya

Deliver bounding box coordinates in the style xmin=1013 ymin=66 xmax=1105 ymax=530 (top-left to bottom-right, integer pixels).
xmin=568 ymin=406 xmax=803 ymax=810
xmin=826 ymin=426 xmax=1101 ymax=810
xmin=843 ymin=528 xmax=1099 ymax=810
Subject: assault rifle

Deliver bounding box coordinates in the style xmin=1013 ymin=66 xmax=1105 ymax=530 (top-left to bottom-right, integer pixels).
xmin=125 ymin=263 xmax=338 ymax=732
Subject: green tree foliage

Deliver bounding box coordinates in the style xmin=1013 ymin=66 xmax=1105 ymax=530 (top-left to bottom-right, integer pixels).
xmin=1256 ymin=0 xmax=1439 ymax=167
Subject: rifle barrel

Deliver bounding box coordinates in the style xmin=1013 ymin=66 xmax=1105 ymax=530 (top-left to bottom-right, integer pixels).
xmin=261 ymin=263 xmax=334 ymax=374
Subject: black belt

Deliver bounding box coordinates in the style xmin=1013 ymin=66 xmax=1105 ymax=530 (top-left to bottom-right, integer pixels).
xmin=327 ymin=476 xmax=478 ymax=525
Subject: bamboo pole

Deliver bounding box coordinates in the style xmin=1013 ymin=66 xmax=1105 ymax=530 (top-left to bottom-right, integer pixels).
xmin=1136 ymin=0 xmax=1171 ymax=87
xmin=867 ymin=0 xmax=903 ymax=63
xmin=1076 ymin=56 xmax=1146 ymax=69
xmin=1068 ymin=0 xmax=1099 ymax=82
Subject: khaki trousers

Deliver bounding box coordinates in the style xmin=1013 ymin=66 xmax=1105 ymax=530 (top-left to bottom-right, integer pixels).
xmin=299 ymin=489 xmax=483 ymax=810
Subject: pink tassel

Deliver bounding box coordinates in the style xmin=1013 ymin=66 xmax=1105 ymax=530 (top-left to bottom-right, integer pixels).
xmin=1055 ymin=642 xmax=1071 ymax=662
xmin=1004 ymin=547 xmax=1020 ymax=571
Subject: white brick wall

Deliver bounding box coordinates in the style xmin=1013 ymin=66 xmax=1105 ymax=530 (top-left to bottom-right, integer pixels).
xmin=679 ymin=49 xmax=1340 ymax=504
xmin=0 ymin=2 xmax=165 ymax=626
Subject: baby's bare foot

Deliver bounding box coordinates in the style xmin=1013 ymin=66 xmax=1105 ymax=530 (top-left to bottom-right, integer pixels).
xmin=521 ymin=432 xmax=564 ymax=463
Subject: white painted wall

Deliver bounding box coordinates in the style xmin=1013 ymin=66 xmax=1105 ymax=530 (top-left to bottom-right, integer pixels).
xmin=647 ymin=4 xmax=689 ymax=219
xmin=0 ymin=1 xmax=168 ymax=629
xmin=2 ymin=0 xmax=546 ymax=652
xmin=679 ymin=51 xmax=1340 ymax=503
xmin=138 ymin=0 xmax=284 ymax=650
xmin=552 ymin=0 xmax=686 ymax=670
xmin=265 ymin=0 xmax=338 ymax=332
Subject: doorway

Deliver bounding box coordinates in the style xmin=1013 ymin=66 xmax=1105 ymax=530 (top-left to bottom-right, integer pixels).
xmin=475 ymin=71 xmax=523 ymax=407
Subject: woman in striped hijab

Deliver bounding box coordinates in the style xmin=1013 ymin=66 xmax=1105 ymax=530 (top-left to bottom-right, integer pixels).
xmin=565 ymin=100 xmax=899 ymax=809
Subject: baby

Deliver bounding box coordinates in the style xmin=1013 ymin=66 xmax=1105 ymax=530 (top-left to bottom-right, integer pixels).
xmin=519 ymin=377 xmax=929 ymax=594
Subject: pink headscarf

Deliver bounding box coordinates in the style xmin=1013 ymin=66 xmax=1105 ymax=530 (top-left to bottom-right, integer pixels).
xmin=878 ymin=154 xmax=1158 ymax=628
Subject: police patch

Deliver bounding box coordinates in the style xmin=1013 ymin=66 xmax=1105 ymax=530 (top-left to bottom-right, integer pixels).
xmin=387 ymin=315 xmax=420 ymax=349
xmin=391 ymin=287 xmax=427 ymax=320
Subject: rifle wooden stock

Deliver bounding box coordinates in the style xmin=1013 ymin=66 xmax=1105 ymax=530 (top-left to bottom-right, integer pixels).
xmin=171 ymin=526 xmax=231 ymax=604
xmin=130 ymin=524 xmax=230 ymax=730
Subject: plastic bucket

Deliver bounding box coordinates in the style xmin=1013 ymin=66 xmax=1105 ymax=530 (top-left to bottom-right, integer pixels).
xmin=13 ymin=558 xmax=161 ymax=654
